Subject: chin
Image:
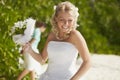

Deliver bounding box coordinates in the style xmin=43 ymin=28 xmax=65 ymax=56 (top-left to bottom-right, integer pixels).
xmin=62 ymin=29 xmax=68 ymax=32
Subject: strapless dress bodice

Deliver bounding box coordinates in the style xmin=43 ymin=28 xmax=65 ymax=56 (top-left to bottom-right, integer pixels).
xmin=39 ymin=41 xmax=79 ymax=80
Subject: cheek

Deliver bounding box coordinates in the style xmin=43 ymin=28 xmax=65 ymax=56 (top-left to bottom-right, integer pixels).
xmin=57 ymin=22 xmax=63 ymax=28
xmin=71 ymin=21 xmax=75 ymax=26
xmin=68 ymin=22 xmax=74 ymax=27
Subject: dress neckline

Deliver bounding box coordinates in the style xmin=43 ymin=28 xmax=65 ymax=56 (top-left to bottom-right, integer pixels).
xmin=48 ymin=41 xmax=78 ymax=54
xmin=49 ymin=41 xmax=76 ymax=48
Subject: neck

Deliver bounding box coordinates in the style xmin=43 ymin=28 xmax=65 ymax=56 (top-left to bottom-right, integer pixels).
xmin=58 ymin=31 xmax=65 ymax=38
xmin=56 ymin=31 xmax=69 ymax=40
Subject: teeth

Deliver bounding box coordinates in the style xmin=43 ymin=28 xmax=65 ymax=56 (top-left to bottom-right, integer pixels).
xmin=63 ymin=28 xmax=69 ymax=31
xmin=62 ymin=26 xmax=70 ymax=32
xmin=63 ymin=26 xmax=68 ymax=29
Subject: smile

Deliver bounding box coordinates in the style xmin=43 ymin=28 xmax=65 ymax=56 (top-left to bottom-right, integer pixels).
xmin=62 ymin=26 xmax=69 ymax=29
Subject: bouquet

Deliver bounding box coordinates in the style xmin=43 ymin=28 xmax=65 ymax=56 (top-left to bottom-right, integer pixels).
xmin=10 ymin=18 xmax=36 ymax=46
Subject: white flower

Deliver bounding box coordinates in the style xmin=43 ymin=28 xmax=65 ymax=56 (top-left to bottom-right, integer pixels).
xmin=14 ymin=21 xmax=24 ymax=28
xmin=53 ymin=5 xmax=57 ymax=10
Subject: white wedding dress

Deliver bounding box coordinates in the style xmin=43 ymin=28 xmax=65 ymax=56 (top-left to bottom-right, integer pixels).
xmin=39 ymin=41 xmax=84 ymax=80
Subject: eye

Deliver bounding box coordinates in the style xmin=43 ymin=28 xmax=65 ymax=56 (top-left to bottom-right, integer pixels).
xmin=68 ymin=19 xmax=73 ymax=23
xmin=58 ymin=18 xmax=65 ymax=23
xmin=68 ymin=20 xmax=72 ymax=22
xmin=59 ymin=18 xmax=64 ymax=21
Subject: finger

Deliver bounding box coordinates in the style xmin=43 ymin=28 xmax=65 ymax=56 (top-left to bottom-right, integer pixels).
xmin=22 ymin=45 xmax=28 ymax=51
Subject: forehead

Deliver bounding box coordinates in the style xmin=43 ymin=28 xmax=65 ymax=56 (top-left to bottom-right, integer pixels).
xmin=56 ymin=11 xmax=74 ymax=19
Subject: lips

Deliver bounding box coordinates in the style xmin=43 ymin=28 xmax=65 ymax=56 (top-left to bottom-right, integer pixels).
xmin=62 ymin=26 xmax=69 ymax=31
xmin=63 ymin=26 xmax=68 ymax=29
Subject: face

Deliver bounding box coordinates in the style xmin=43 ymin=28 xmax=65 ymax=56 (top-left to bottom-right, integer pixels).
xmin=40 ymin=27 xmax=46 ymax=32
xmin=55 ymin=11 xmax=75 ymax=33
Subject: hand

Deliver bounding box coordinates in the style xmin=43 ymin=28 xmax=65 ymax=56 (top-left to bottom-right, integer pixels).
xmin=70 ymin=76 xmax=79 ymax=80
xmin=70 ymin=78 xmax=78 ymax=80
xmin=22 ymin=43 xmax=32 ymax=53
xmin=70 ymin=78 xmax=75 ymax=80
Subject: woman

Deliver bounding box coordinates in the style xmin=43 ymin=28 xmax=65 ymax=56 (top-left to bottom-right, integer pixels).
xmin=17 ymin=21 xmax=46 ymax=80
xmin=23 ymin=1 xmax=91 ymax=80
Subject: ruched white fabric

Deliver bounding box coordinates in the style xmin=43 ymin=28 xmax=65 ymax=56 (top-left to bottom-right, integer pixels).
xmin=39 ymin=41 xmax=83 ymax=80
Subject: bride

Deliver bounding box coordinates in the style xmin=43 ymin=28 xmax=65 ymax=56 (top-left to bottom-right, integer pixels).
xmin=23 ymin=1 xmax=91 ymax=80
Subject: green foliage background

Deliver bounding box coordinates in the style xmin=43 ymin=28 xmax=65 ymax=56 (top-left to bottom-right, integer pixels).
xmin=0 ymin=0 xmax=120 ymax=79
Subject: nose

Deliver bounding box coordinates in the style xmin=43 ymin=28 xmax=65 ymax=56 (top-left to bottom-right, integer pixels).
xmin=64 ymin=20 xmax=68 ymax=26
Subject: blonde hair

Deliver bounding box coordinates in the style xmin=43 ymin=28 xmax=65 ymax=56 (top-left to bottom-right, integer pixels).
xmin=51 ymin=1 xmax=79 ymax=33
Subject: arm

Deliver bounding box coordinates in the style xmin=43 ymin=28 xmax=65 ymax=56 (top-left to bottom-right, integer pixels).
xmin=29 ymin=28 xmax=41 ymax=45
xmin=70 ymin=30 xmax=91 ymax=80
xmin=29 ymin=38 xmax=35 ymax=44
xmin=23 ymin=32 xmax=53 ymax=64
xmin=21 ymin=28 xmax=37 ymax=53
xmin=21 ymin=38 xmax=35 ymax=54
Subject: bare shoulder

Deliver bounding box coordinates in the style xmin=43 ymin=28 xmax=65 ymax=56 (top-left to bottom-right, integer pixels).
xmin=71 ymin=30 xmax=84 ymax=39
xmin=47 ymin=32 xmax=55 ymax=41
xmin=70 ymin=30 xmax=86 ymax=44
